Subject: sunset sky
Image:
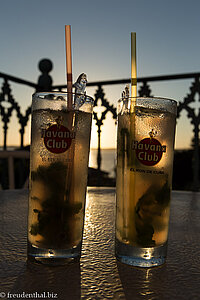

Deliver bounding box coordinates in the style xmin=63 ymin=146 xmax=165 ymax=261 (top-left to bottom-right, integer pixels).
xmin=1 ymin=0 xmax=200 ymax=149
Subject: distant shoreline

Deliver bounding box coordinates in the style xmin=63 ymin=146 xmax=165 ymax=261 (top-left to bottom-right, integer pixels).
xmin=91 ymin=148 xmax=116 ymax=150
xmin=0 ymin=146 xmax=193 ymax=152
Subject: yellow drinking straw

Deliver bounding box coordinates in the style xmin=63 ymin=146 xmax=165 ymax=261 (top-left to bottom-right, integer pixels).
xmin=127 ymin=32 xmax=137 ymax=242
xmin=131 ymin=32 xmax=137 ymax=108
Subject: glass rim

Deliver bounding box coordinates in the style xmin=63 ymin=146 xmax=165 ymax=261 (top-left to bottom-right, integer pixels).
xmin=118 ymin=96 xmax=177 ymax=105
xmin=33 ymin=91 xmax=94 ymax=103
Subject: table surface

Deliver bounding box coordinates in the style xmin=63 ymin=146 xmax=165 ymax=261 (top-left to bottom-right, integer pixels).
xmin=0 ymin=188 xmax=200 ymax=300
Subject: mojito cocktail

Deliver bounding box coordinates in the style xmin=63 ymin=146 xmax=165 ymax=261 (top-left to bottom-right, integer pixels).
xmin=28 ymin=92 xmax=93 ymax=264
xmin=116 ymin=97 xmax=177 ymax=267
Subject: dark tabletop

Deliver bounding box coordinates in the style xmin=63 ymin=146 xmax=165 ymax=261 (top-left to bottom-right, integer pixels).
xmin=0 ymin=188 xmax=200 ymax=300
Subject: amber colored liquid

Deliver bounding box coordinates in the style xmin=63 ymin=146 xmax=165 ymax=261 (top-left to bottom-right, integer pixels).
xmin=28 ymin=109 xmax=92 ymax=250
xmin=116 ymin=107 xmax=176 ymax=248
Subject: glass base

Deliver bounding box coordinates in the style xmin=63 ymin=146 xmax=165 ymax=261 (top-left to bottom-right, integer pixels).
xmin=115 ymin=239 xmax=167 ymax=268
xmin=27 ymin=242 xmax=81 ymax=266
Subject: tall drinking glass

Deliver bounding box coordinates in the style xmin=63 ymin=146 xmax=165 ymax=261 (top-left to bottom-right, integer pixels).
xmin=116 ymin=97 xmax=177 ymax=267
xmin=27 ymin=92 xmax=93 ymax=265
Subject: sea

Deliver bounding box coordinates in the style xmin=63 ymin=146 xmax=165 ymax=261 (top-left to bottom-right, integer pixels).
xmin=89 ymin=148 xmax=116 ymax=178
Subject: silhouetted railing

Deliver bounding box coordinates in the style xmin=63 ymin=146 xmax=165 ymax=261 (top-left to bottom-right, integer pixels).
xmin=0 ymin=59 xmax=200 ymax=190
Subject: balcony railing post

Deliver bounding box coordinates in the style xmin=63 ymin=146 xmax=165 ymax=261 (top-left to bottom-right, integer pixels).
xmin=97 ymin=126 xmax=101 ymax=170
xmin=93 ymin=85 xmax=117 ymax=172
xmin=192 ymin=123 xmax=200 ymax=191
xmin=20 ymin=128 xmax=24 ymax=149
xmin=3 ymin=124 xmax=7 ymax=150
xmin=37 ymin=59 xmax=53 ymax=92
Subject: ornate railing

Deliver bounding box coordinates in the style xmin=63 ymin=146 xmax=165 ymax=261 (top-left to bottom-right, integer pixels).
xmin=0 ymin=59 xmax=200 ymax=190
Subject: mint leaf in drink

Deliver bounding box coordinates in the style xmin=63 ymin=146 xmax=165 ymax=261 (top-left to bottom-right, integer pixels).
xmin=30 ymin=162 xmax=82 ymax=248
xmin=155 ymin=180 xmax=170 ymax=207
xmin=31 ymin=161 xmax=67 ymax=191
xmin=135 ymin=180 xmax=170 ymax=247
xmin=30 ymin=223 xmax=40 ymax=236
xmin=135 ymin=216 xmax=155 ymax=247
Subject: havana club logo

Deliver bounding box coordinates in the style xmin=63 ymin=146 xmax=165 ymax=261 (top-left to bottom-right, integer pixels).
xmin=41 ymin=117 xmax=75 ymax=154
xmin=132 ymin=129 xmax=166 ymax=166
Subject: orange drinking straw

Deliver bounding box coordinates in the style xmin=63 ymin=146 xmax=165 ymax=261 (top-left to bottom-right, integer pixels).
xmin=64 ymin=25 xmax=75 ymax=210
xmin=65 ymin=25 xmax=73 ymax=109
